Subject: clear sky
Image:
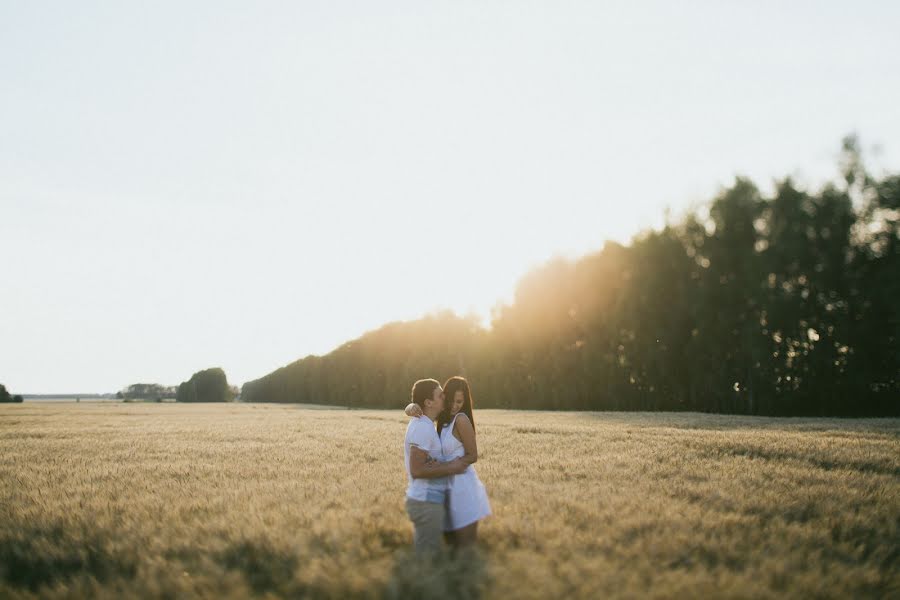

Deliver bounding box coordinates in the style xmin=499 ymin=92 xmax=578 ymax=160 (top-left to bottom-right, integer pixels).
xmin=2 ymin=1 xmax=899 ymax=393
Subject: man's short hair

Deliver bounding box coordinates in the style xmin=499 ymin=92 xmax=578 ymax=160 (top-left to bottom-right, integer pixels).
xmin=411 ymin=379 xmax=440 ymax=409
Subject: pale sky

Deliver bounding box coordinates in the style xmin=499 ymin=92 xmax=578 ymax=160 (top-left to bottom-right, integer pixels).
xmin=2 ymin=1 xmax=899 ymax=393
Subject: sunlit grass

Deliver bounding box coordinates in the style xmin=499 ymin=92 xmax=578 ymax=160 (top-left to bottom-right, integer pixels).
xmin=1 ymin=403 xmax=897 ymax=599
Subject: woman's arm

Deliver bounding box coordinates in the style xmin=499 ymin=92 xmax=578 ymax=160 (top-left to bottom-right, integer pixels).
xmin=454 ymin=414 xmax=478 ymax=465
xmin=404 ymin=403 xmax=423 ymax=417
xmin=409 ymin=446 xmax=466 ymax=478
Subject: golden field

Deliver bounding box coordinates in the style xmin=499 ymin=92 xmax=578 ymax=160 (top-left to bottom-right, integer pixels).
xmin=1 ymin=402 xmax=898 ymax=599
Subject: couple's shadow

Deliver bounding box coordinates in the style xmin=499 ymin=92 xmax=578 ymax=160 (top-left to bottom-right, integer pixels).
xmin=382 ymin=545 xmax=490 ymax=600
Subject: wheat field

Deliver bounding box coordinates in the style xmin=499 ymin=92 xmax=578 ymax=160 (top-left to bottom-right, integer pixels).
xmin=1 ymin=403 xmax=898 ymax=599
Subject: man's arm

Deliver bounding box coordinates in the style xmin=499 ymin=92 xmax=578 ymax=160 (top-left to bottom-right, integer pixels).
xmin=409 ymin=446 xmax=466 ymax=478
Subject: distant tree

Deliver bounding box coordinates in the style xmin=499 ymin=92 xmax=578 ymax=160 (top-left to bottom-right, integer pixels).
xmin=116 ymin=391 xmax=124 ymax=400
xmin=177 ymin=368 xmax=231 ymax=402
xmin=176 ymin=380 xmax=197 ymax=403
xmin=121 ymin=383 xmax=174 ymax=401
xmin=12 ymin=395 xmax=23 ymax=403
xmin=0 ymin=384 xmax=13 ymax=403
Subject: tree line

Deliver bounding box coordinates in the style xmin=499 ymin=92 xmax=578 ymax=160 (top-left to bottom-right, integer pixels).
xmin=242 ymin=137 xmax=898 ymax=416
xmin=176 ymin=368 xmax=236 ymax=403
xmin=114 ymin=370 xmax=237 ymax=403
xmin=0 ymin=384 xmax=24 ymax=403
xmin=118 ymin=383 xmax=177 ymax=401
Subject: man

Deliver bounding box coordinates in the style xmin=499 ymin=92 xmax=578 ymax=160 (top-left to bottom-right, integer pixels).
xmin=404 ymin=378 xmax=468 ymax=555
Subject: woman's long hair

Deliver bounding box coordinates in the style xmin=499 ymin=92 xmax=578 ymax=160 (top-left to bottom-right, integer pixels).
xmin=438 ymin=376 xmax=475 ymax=435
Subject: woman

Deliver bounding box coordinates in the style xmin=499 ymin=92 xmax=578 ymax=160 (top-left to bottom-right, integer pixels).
xmin=404 ymin=376 xmax=492 ymax=546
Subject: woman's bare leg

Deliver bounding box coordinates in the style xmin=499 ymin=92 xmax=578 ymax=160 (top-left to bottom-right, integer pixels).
xmin=453 ymin=521 xmax=478 ymax=546
xmin=443 ymin=530 xmax=456 ymax=547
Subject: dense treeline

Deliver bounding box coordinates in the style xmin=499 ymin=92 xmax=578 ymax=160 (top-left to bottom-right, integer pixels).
xmin=176 ymin=368 xmax=234 ymax=403
xmin=242 ymin=138 xmax=899 ymax=416
xmin=0 ymin=384 xmax=24 ymax=403
xmin=119 ymin=383 xmax=177 ymax=401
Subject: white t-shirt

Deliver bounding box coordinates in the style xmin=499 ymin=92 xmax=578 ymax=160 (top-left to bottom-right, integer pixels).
xmin=404 ymin=415 xmax=449 ymax=502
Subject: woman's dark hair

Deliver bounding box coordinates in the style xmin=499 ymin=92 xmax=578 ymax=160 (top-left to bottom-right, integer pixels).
xmin=411 ymin=378 xmax=441 ymax=409
xmin=438 ymin=376 xmax=475 ymax=435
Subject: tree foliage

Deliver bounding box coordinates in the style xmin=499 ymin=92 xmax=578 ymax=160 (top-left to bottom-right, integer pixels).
xmin=242 ymin=139 xmax=899 ymax=416
xmin=120 ymin=383 xmax=176 ymax=401
xmin=176 ymin=368 xmax=233 ymax=403
xmin=0 ymin=384 xmax=23 ymax=403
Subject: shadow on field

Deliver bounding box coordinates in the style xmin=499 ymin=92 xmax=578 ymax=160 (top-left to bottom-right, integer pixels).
xmin=217 ymin=538 xmax=300 ymax=595
xmin=578 ymin=411 xmax=900 ymax=434
xmin=212 ymin=537 xmax=490 ymax=599
xmin=0 ymin=523 xmax=138 ymax=592
xmin=0 ymin=524 xmax=490 ymax=599
xmin=383 ymin=547 xmax=490 ymax=600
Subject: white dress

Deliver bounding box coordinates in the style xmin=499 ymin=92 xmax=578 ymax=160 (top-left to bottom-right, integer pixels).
xmin=441 ymin=413 xmax=492 ymax=531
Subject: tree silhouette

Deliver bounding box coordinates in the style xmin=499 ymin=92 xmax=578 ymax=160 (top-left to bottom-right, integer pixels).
xmin=241 ymin=138 xmax=898 ymax=417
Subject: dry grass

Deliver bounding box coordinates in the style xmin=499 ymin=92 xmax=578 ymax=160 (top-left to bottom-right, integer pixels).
xmin=1 ymin=403 xmax=898 ymax=599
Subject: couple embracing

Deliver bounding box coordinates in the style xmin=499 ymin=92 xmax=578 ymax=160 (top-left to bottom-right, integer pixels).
xmin=402 ymin=376 xmax=492 ymax=554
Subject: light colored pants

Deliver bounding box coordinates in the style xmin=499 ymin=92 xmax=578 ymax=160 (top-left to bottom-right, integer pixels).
xmin=405 ymin=497 xmax=445 ymax=555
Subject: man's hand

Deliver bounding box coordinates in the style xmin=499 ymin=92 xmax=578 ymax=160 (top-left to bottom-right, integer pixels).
xmin=410 ymin=449 xmax=469 ymax=478
xmin=405 ymin=403 xmax=424 ymax=418
xmin=448 ymin=458 xmax=468 ymax=475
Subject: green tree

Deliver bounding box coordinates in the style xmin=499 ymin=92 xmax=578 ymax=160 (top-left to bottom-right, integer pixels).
xmin=177 ymin=368 xmax=232 ymax=402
